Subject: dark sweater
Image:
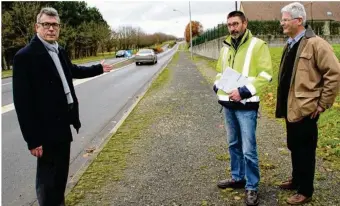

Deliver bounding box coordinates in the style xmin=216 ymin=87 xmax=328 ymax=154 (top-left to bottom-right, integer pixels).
xmin=277 ymin=39 xmax=302 ymax=117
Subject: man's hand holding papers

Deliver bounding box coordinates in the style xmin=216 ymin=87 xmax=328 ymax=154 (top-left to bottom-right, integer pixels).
xmin=216 ymin=67 xmax=251 ymax=104
xmin=229 ymin=89 xmax=242 ymax=102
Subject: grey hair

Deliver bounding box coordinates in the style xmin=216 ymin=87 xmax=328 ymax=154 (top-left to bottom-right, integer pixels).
xmin=281 ymin=2 xmax=306 ymax=26
xmin=36 ymin=7 xmax=60 ymax=23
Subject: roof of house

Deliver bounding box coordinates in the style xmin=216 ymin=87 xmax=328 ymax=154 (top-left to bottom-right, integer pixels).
xmin=240 ymin=1 xmax=340 ymax=21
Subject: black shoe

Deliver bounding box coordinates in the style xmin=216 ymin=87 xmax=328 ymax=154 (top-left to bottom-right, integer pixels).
xmin=245 ymin=190 xmax=259 ymax=206
xmin=217 ymin=179 xmax=246 ymax=189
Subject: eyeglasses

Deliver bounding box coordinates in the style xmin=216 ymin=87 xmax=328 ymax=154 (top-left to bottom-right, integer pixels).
xmin=38 ymin=22 xmax=61 ymax=29
xmin=280 ymin=18 xmax=300 ymax=23
xmin=227 ymin=22 xmax=240 ymax=28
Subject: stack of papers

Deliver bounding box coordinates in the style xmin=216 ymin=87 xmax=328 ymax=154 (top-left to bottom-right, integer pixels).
xmin=216 ymin=67 xmax=251 ymax=104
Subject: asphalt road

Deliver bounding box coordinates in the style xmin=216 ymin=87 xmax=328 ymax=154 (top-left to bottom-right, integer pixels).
xmin=1 ymin=44 xmax=177 ymax=206
xmin=1 ymin=57 xmax=127 ymax=107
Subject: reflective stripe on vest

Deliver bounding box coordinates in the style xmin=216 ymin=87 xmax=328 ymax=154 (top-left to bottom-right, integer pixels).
xmin=259 ymin=71 xmax=272 ymax=81
xmin=221 ymin=47 xmax=229 ymax=72
xmin=242 ymin=37 xmax=258 ymax=77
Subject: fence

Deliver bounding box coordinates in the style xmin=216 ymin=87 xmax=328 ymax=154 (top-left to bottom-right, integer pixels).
xmin=193 ymin=22 xmax=228 ymax=47
xmin=193 ymin=20 xmax=340 ymax=47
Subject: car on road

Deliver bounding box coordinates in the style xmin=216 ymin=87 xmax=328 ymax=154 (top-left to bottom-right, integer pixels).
xmin=135 ymin=49 xmax=157 ymax=65
xmin=116 ymin=50 xmax=126 ymax=58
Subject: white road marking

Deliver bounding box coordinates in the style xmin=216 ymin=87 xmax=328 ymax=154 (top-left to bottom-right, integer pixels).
xmin=2 ymin=104 xmax=14 ymax=114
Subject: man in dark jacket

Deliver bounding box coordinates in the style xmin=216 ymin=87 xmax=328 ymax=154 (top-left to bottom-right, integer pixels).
xmin=12 ymin=7 xmax=113 ymax=206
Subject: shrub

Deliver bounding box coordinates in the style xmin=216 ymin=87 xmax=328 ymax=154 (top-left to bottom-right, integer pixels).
xmin=152 ymin=46 xmax=164 ymax=54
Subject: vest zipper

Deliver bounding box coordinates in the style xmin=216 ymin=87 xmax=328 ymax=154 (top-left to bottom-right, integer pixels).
xmin=231 ymin=48 xmax=238 ymax=68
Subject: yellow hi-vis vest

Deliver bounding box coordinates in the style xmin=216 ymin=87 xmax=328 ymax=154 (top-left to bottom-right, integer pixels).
xmin=214 ymin=30 xmax=273 ymax=103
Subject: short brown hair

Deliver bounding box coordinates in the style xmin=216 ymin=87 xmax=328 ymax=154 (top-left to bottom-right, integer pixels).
xmin=227 ymin=11 xmax=247 ymax=22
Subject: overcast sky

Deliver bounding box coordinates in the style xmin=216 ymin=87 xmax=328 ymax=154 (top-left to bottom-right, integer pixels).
xmin=85 ymin=1 xmax=237 ymax=38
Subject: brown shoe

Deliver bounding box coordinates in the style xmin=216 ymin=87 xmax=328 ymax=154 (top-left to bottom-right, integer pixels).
xmin=286 ymin=193 xmax=312 ymax=205
xmin=217 ymin=179 xmax=246 ymax=189
xmin=279 ymin=178 xmax=298 ymax=190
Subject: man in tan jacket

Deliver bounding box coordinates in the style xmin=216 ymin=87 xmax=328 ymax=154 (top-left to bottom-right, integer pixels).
xmin=275 ymin=2 xmax=340 ymax=205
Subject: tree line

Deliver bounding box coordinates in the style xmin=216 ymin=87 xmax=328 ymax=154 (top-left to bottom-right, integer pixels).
xmin=1 ymin=1 xmax=177 ymax=70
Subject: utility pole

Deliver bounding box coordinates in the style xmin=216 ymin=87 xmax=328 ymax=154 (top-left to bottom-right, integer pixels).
xmin=189 ymin=1 xmax=193 ymax=59
xmin=173 ymin=4 xmax=193 ymax=59
xmin=235 ymin=1 xmax=238 ymax=10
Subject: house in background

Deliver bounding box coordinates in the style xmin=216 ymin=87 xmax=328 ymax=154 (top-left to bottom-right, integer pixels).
xmin=240 ymin=1 xmax=340 ymax=35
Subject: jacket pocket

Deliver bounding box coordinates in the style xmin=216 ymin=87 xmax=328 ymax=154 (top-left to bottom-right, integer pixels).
xmin=295 ymin=90 xmax=321 ymax=98
xmin=300 ymin=52 xmax=312 ymax=60
xmin=298 ymin=52 xmax=313 ymax=71
xmin=294 ymin=89 xmax=320 ymax=116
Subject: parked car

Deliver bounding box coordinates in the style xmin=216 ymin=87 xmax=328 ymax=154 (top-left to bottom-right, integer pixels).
xmin=135 ymin=49 xmax=157 ymax=65
xmin=116 ymin=50 xmax=126 ymax=58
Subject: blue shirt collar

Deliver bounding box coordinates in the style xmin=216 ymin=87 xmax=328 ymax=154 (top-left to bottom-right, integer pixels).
xmin=287 ymin=30 xmax=306 ymax=48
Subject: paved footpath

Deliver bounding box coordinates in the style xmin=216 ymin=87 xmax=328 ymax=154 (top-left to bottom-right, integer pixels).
xmin=67 ymin=51 xmax=340 ymax=206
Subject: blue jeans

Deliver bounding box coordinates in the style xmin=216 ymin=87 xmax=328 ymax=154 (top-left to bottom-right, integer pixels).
xmin=223 ymin=108 xmax=260 ymax=191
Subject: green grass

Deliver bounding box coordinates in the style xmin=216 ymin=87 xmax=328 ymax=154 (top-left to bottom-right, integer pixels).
xmin=160 ymin=40 xmax=176 ymax=48
xmin=71 ymin=53 xmax=116 ymax=64
xmin=65 ymin=52 xmax=178 ymax=205
xmin=2 ymin=70 xmax=12 ymax=78
xmin=179 ymin=43 xmax=189 ymax=51
xmin=97 ymin=51 xmax=116 ymax=56
xmin=261 ymin=47 xmax=283 ymax=117
xmin=333 ymin=44 xmax=340 ymax=60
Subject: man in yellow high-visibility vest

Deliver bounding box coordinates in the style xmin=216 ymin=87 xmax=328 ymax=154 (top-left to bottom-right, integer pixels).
xmin=214 ymin=10 xmax=273 ymax=206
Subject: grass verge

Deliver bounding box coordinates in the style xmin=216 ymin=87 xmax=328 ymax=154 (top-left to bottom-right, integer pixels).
xmin=2 ymin=70 xmax=12 ymax=78
xmin=71 ymin=53 xmax=116 ymax=65
xmin=65 ymin=52 xmax=178 ymax=205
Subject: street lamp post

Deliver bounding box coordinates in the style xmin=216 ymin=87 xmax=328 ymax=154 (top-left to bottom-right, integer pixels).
xmin=173 ymin=1 xmax=193 ymax=59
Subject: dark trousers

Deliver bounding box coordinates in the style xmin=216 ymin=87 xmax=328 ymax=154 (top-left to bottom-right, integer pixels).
xmin=36 ymin=142 xmax=71 ymax=206
xmin=285 ymin=116 xmax=318 ymax=197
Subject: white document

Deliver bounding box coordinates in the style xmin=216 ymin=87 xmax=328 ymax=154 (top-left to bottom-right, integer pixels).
xmin=216 ymin=67 xmax=251 ymax=104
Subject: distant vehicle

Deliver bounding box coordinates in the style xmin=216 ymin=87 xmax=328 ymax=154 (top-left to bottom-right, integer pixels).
xmin=115 ymin=50 xmax=126 ymax=58
xmin=125 ymin=50 xmax=133 ymax=58
xmin=135 ymin=49 xmax=157 ymax=65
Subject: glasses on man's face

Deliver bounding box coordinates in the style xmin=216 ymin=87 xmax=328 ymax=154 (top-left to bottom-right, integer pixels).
xmin=227 ymin=22 xmax=240 ymax=28
xmin=280 ymin=18 xmax=300 ymax=23
xmin=38 ymin=22 xmax=61 ymax=29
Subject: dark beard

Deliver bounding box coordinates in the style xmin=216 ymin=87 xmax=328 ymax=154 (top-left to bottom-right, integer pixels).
xmin=231 ymin=30 xmax=245 ymax=39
